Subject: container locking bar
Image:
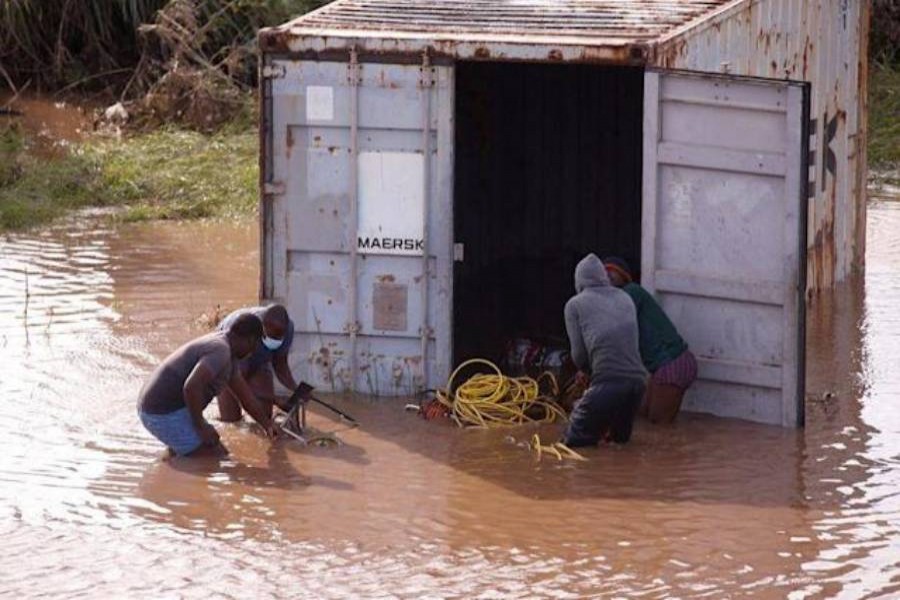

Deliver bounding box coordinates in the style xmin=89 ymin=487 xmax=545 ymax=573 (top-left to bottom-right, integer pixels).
xmin=419 ymin=49 xmax=434 ymax=390
xmin=347 ymin=46 xmax=362 ymax=391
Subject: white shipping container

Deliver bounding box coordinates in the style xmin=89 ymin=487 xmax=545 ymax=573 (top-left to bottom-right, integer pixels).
xmin=258 ymin=0 xmax=869 ymax=427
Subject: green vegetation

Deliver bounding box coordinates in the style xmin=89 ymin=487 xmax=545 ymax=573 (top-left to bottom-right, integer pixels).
xmin=871 ymin=0 xmax=900 ymax=67
xmin=0 ymin=1 xmax=162 ymax=90
xmin=0 ymin=148 xmax=104 ymax=230
xmin=0 ymin=0 xmax=328 ymax=93
xmin=0 ymin=122 xmax=23 ymax=185
xmin=0 ymin=0 xmax=329 ymax=231
xmin=96 ymin=128 xmax=258 ymax=222
xmin=0 ymin=128 xmax=258 ymax=230
xmin=869 ymin=65 xmax=900 ymax=170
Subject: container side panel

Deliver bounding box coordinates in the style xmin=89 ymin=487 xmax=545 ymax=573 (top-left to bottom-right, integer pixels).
xmin=642 ymin=70 xmax=807 ymax=427
xmin=269 ymin=58 xmax=452 ymax=395
xmin=655 ymin=0 xmax=865 ymax=291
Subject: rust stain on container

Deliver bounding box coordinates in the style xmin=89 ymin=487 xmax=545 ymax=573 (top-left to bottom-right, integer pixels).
xmin=802 ymin=39 xmax=810 ymax=79
xmin=261 ymin=0 xmax=736 ymax=62
xmin=652 ymin=0 xmax=867 ymax=292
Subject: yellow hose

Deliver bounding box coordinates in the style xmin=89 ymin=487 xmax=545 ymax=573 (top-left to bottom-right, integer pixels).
xmin=435 ymin=358 xmax=567 ymax=428
xmin=530 ymin=433 xmax=587 ymax=462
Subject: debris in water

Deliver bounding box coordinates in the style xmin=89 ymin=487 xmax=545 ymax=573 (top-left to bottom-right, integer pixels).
xmin=103 ymin=102 xmax=129 ymax=124
xmin=530 ymin=434 xmax=587 ymax=462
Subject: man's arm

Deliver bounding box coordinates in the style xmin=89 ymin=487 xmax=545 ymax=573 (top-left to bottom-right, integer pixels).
xmin=183 ymin=363 xmax=220 ymax=446
xmin=272 ymin=352 xmax=298 ymax=392
xmin=228 ymin=370 xmax=277 ymax=436
xmin=564 ymin=302 xmax=590 ymax=373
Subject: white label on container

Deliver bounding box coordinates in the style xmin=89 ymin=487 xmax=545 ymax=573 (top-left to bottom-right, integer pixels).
xmin=306 ymin=86 xmax=334 ymax=121
xmin=357 ymin=151 xmax=424 ymax=256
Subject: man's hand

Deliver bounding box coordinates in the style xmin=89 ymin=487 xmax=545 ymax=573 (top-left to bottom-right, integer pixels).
xmin=264 ymin=421 xmax=280 ymax=439
xmin=197 ymin=421 xmax=220 ymax=447
xmin=273 ymin=395 xmax=294 ymax=413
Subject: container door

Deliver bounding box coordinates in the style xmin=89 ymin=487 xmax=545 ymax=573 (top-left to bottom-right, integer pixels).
xmin=266 ymin=57 xmax=454 ymax=395
xmin=642 ymin=70 xmax=808 ymax=427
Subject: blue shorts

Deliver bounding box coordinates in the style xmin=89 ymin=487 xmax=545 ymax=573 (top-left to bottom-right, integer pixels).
xmin=139 ymin=406 xmax=203 ymax=456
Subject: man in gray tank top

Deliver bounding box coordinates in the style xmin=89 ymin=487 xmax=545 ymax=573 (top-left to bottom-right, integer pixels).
xmin=137 ymin=313 xmax=277 ymax=456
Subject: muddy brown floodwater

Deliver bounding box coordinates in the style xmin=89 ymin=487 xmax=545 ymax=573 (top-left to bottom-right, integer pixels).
xmin=1 ymin=202 xmax=899 ymax=599
xmin=1 ymin=94 xmax=93 ymax=155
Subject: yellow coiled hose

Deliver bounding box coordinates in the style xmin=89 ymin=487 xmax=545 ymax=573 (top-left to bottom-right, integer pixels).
xmin=435 ymin=358 xmax=567 ymax=428
xmin=530 ymin=433 xmax=587 ymax=461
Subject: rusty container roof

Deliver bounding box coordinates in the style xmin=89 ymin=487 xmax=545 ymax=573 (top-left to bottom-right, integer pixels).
xmin=261 ymin=0 xmax=742 ymax=63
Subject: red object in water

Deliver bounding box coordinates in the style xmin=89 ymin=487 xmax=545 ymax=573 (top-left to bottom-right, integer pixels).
xmin=422 ymin=398 xmax=449 ymax=420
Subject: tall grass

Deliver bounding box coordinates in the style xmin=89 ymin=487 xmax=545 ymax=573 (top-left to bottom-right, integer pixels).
xmin=0 ymin=0 xmax=167 ymax=90
xmin=872 ymin=0 xmax=900 ymax=67
xmin=0 ymin=0 xmax=327 ymax=93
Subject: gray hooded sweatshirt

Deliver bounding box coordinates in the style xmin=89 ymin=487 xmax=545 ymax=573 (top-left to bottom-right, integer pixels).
xmin=564 ymin=254 xmax=647 ymax=385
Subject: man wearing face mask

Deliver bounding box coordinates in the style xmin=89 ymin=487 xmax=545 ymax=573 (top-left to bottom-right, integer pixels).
xmin=216 ymin=304 xmax=298 ymax=423
xmin=137 ymin=313 xmax=277 ymax=457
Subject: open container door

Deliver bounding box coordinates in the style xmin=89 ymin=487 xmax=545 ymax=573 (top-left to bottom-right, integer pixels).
xmin=642 ymin=70 xmax=808 ymax=427
xmin=265 ymin=55 xmax=454 ymax=395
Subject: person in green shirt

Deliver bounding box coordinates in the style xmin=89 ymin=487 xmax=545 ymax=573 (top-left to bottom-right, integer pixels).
xmin=603 ymin=257 xmax=698 ymax=424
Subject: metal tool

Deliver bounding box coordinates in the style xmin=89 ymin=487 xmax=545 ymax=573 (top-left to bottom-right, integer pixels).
xmin=284 ymin=381 xmax=359 ymax=425
xmin=277 ymin=381 xmax=359 ymax=445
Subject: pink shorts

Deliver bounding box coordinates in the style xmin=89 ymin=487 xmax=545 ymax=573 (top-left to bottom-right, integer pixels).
xmin=651 ymin=349 xmax=698 ymax=390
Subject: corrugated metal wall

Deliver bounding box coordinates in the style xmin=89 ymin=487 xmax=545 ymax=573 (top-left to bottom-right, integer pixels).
xmin=654 ymin=0 xmax=868 ymax=293
xmin=655 ymin=0 xmax=869 ymax=290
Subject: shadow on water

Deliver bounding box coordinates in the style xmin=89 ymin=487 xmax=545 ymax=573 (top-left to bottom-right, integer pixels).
xmin=308 ymin=393 xmax=810 ymax=508
xmin=133 ymin=438 xmax=358 ymax=538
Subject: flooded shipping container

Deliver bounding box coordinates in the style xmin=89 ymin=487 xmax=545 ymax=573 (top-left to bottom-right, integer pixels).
xmin=258 ymin=0 xmax=868 ymax=427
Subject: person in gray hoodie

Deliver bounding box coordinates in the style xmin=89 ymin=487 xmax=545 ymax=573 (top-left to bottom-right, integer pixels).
xmin=563 ymin=254 xmax=647 ymax=447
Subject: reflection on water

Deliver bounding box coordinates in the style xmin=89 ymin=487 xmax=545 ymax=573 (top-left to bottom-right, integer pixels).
xmin=1 ymin=204 xmax=900 ymax=598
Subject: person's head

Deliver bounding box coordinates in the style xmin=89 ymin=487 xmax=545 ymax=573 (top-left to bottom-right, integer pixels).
xmin=603 ymin=256 xmax=633 ymax=288
xmin=227 ymin=313 xmax=264 ymax=359
xmin=261 ymin=304 xmax=289 ymax=351
xmin=574 ymin=253 xmax=610 ymax=293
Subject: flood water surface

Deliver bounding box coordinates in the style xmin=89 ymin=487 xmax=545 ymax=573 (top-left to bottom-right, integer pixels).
xmin=2 ymin=204 xmax=900 ymax=598
xmin=1 ymin=94 xmax=94 ymax=156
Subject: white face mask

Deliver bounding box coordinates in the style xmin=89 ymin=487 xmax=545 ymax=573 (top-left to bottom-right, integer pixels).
xmin=262 ymin=336 xmax=283 ymax=351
